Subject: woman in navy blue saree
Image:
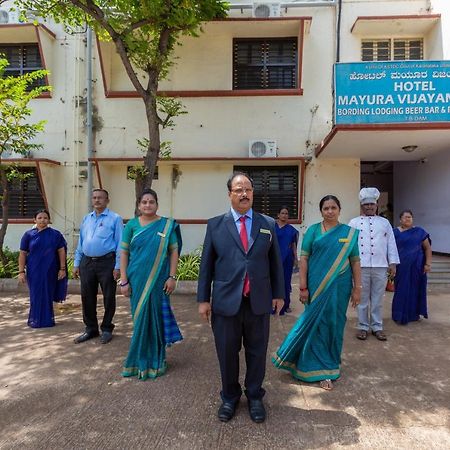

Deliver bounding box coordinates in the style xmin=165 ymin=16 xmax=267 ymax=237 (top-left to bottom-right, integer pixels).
xmin=273 ymin=196 xmax=361 ymax=390
xmin=392 ymin=210 xmax=432 ymax=325
xmin=120 ymin=189 xmax=182 ymax=380
xmin=18 ymin=209 xmax=67 ymax=328
xmin=275 ymin=206 xmax=299 ymax=315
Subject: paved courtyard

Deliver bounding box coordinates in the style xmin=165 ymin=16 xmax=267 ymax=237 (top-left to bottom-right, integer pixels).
xmin=0 ymin=286 xmax=449 ymax=449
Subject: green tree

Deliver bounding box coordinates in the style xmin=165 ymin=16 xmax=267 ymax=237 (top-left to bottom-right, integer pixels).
xmin=15 ymin=0 xmax=229 ymax=195
xmin=0 ymin=58 xmax=50 ymax=264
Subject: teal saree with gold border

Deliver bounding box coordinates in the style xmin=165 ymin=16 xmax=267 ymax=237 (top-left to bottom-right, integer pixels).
xmin=272 ymin=223 xmax=358 ymax=382
xmin=121 ymin=217 xmax=182 ymax=380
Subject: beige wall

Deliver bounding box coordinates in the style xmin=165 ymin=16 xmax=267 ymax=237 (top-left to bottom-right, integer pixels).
xmin=2 ymin=0 xmax=448 ymax=254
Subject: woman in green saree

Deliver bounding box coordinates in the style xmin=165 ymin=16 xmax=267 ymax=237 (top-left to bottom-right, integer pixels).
xmin=120 ymin=189 xmax=182 ymax=380
xmin=272 ymin=195 xmax=361 ymax=390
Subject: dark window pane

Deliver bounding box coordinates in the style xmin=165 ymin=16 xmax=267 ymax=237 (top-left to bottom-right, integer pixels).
xmin=361 ymin=40 xmax=390 ymax=61
xmin=0 ymin=167 xmax=46 ymax=218
xmin=393 ymin=39 xmax=423 ymax=60
xmin=233 ymin=38 xmax=297 ymax=90
xmin=234 ymin=166 xmax=299 ymax=218
xmin=267 ymin=66 xmax=296 ymax=89
xmin=0 ymin=44 xmax=44 ymax=87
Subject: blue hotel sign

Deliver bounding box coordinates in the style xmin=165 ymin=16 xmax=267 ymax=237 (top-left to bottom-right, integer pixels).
xmin=335 ymin=60 xmax=450 ymax=124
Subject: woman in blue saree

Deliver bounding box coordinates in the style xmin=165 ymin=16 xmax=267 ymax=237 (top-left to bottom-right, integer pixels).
xmin=392 ymin=210 xmax=432 ymax=325
xmin=120 ymin=189 xmax=182 ymax=380
xmin=18 ymin=209 xmax=67 ymax=328
xmin=275 ymin=206 xmax=299 ymax=315
xmin=273 ymin=195 xmax=361 ymax=390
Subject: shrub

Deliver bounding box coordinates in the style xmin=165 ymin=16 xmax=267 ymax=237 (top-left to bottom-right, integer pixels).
xmin=0 ymin=248 xmax=19 ymax=278
xmin=176 ymin=247 xmax=202 ymax=281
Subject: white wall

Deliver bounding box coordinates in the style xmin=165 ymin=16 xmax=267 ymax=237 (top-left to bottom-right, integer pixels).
xmin=3 ymin=0 xmax=449 ymax=257
xmin=394 ymin=148 xmax=450 ymax=253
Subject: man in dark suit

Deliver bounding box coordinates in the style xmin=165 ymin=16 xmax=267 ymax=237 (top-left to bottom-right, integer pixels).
xmin=197 ymin=172 xmax=284 ymax=423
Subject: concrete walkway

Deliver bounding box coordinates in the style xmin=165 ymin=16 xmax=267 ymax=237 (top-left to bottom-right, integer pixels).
xmin=0 ymin=286 xmax=449 ymax=450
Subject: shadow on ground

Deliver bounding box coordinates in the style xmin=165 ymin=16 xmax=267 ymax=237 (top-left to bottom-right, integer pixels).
xmin=0 ymin=289 xmax=449 ymax=449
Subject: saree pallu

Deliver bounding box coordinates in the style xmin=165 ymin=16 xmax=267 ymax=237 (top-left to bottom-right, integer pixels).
xmin=272 ymin=224 xmax=358 ymax=382
xmin=122 ymin=217 xmax=182 ymax=380
xmin=20 ymin=228 xmax=67 ymax=328
xmin=392 ymin=227 xmax=429 ymax=324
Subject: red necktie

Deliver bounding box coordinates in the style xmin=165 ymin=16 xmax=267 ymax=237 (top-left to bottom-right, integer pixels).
xmin=239 ymin=216 xmax=250 ymax=296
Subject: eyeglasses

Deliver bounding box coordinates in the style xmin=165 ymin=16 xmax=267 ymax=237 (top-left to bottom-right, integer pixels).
xmin=230 ymin=188 xmax=254 ymax=196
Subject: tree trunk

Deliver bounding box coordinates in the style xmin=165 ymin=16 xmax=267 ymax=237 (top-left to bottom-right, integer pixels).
xmin=142 ymin=72 xmax=161 ymax=191
xmin=0 ymin=168 xmax=10 ymax=265
xmin=134 ymin=176 xmax=145 ymax=216
xmin=132 ymin=71 xmax=161 ymax=212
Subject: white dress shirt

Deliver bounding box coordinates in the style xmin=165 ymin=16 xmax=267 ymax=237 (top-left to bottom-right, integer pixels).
xmin=348 ymin=215 xmax=399 ymax=268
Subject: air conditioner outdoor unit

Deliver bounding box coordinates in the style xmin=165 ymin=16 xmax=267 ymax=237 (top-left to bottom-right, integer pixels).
xmin=252 ymin=2 xmax=281 ymax=18
xmin=0 ymin=9 xmax=21 ymax=24
xmin=249 ymin=139 xmax=277 ymax=158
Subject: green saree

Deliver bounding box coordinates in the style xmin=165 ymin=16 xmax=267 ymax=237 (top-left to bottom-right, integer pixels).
xmin=272 ymin=223 xmax=359 ymax=382
xmin=121 ymin=217 xmax=182 ymax=380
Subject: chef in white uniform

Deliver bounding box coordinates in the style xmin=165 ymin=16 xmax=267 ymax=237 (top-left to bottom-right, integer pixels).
xmin=349 ymin=188 xmax=399 ymax=341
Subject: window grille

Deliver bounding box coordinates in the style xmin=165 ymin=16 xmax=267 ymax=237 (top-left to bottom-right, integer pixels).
xmin=233 ymin=38 xmax=297 ymax=90
xmin=234 ymin=166 xmax=299 ymax=218
xmin=0 ymin=167 xmax=46 ymax=218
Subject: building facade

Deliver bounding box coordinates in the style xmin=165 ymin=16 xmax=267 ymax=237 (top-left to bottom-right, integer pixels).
xmin=1 ymin=0 xmax=449 ymax=254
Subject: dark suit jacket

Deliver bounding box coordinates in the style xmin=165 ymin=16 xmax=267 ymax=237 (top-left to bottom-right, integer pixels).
xmin=197 ymin=210 xmax=285 ymax=316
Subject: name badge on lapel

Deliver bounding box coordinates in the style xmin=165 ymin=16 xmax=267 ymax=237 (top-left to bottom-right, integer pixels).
xmin=339 ymin=238 xmax=349 ymax=243
xmin=260 ymin=228 xmax=272 ymax=241
xmin=157 ymin=232 xmax=166 ymax=238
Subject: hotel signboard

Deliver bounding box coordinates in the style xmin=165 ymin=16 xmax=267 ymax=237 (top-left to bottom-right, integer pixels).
xmin=335 ymin=60 xmax=450 ymax=124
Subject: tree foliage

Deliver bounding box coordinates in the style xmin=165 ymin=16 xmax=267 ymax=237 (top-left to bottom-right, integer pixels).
xmin=0 ymin=57 xmax=50 ymax=263
xmin=14 ymin=0 xmax=229 ymax=191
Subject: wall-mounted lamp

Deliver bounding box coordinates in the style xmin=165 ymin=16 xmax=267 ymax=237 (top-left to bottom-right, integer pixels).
xmin=402 ymin=145 xmax=418 ymax=153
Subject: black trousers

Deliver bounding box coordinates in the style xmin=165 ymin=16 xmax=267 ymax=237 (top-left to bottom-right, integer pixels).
xmin=211 ymin=297 xmax=270 ymax=403
xmin=79 ymin=253 xmax=116 ymax=333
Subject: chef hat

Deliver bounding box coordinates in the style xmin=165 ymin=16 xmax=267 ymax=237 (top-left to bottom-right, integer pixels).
xmin=359 ymin=187 xmax=380 ymax=205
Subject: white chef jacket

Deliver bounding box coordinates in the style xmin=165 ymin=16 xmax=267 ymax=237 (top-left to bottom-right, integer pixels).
xmin=348 ymin=215 xmax=400 ymax=268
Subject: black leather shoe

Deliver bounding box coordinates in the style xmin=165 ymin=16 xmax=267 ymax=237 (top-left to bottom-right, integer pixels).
xmin=100 ymin=331 xmax=113 ymax=344
xmin=218 ymin=401 xmax=237 ymax=422
xmin=74 ymin=331 xmax=99 ymax=344
xmin=248 ymin=399 xmax=266 ymax=423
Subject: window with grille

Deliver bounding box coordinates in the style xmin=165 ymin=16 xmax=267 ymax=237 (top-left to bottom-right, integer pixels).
xmin=0 ymin=167 xmax=46 ymax=219
xmin=361 ymin=39 xmax=423 ymax=61
xmin=234 ymin=166 xmax=299 ymax=218
xmin=233 ymin=38 xmax=297 ymax=90
xmin=0 ymin=44 xmax=45 ymax=88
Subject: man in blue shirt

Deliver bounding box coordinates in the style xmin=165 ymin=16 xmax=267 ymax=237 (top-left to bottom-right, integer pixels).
xmin=73 ymin=189 xmax=123 ymax=344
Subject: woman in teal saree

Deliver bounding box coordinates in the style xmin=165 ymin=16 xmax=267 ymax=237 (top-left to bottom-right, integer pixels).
xmin=273 ymin=195 xmax=361 ymax=390
xmin=120 ymin=189 xmax=182 ymax=380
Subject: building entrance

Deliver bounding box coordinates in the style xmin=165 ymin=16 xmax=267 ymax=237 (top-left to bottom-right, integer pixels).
xmin=361 ymin=161 xmax=393 ymax=224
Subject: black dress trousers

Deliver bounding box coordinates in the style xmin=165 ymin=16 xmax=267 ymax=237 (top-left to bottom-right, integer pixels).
xmin=79 ymin=253 xmax=116 ymax=333
xmin=211 ymin=296 xmax=270 ymax=404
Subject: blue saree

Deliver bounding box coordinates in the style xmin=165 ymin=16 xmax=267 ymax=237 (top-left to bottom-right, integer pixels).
xmin=121 ymin=217 xmax=182 ymax=380
xmin=20 ymin=227 xmax=67 ymax=328
xmin=272 ymin=223 xmax=359 ymax=382
xmin=392 ymin=227 xmax=430 ymax=324
xmin=275 ymin=223 xmax=299 ymax=314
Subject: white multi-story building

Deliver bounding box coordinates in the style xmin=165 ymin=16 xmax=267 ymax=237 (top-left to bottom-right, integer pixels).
xmin=1 ymin=0 xmax=449 ymax=254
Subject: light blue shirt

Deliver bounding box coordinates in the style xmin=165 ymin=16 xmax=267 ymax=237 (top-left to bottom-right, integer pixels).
xmin=74 ymin=208 xmax=123 ymax=269
xmin=231 ymin=208 xmax=253 ymax=243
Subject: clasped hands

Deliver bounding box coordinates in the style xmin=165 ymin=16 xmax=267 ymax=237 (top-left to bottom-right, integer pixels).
xmin=300 ymin=286 xmax=360 ymax=308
